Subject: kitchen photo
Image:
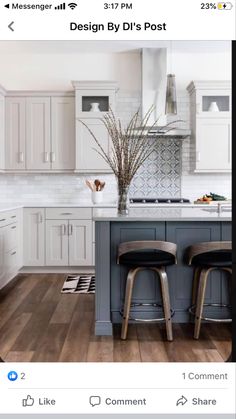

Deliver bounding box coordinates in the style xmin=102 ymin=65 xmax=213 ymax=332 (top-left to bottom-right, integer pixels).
xmin=0 ymin=40 xmax=232 ymax=362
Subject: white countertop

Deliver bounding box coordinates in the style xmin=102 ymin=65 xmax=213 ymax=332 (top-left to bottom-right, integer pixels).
xmin=0 ymin=202 xmax=232 ymax=217
xmin=92 ymin=207 xmax=232 ymax=221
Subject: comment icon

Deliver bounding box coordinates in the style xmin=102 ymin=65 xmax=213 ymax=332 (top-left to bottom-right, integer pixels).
xmin=89 ymin=395 xmax=101 ymax=407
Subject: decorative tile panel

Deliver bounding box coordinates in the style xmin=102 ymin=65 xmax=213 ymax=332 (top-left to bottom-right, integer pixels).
xmin=129 ymin=139 xmax=182 ymax=198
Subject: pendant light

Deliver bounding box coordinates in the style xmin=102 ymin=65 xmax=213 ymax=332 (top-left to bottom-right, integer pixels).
xmin=165 ymin=42 xmax=177 ymax=115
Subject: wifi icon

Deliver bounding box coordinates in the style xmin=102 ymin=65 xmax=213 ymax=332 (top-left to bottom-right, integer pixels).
xmin=68 ymin=2 xmax=77 ymax=9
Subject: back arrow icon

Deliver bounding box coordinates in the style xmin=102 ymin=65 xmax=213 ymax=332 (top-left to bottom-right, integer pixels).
xmin=8 ymin=21 xmax=14 ymax=31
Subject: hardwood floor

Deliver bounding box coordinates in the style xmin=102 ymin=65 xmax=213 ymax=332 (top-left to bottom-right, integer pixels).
xmin=0 ymin=274 xmax=231 ymax=362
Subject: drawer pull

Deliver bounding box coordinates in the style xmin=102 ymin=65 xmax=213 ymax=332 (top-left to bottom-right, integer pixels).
xmin=0 ymin=219 xmax=6 ymax=222
xmin=11 ymin=226 xmax=16 ymax=229
xmin=37 ymin=212 xmax=43 ymax=223
xmin=11 ymin=251 xmax=16 ymax=256
xmin=61 ymin=212 xmax=73 ymax=215
xmin=11 ymin=215 xmax=17 ymax=219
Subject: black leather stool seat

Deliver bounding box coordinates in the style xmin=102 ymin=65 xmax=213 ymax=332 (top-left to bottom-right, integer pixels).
xmin=191 ymin=249 xmax=232 ymax=268
xmin=119 ymin=250 xmax=176 ymax=267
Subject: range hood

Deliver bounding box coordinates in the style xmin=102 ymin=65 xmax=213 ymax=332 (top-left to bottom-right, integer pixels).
xmin=141 ymin=48 xmax=191 ymax=138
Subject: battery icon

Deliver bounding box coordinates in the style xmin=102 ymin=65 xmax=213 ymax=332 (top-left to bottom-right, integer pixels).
xmin=217 ymin=2 xmax=233 ymax=9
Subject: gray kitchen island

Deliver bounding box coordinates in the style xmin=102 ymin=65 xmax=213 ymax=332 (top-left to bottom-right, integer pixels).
xmin=93 ymin=207 xmax=231 ymax=336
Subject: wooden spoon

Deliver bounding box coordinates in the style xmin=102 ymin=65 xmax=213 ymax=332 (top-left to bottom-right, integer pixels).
xmin=99 ymin=181 xmax=105 ymax=191
xmin=94 ymin=179 xmax=101 ymax=191
xmin=86 ymin=180 xmax=95 ymax=192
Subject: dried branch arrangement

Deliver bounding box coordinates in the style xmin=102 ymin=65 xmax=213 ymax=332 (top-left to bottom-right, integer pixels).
xmin=78 ymin=107 xmax=180 ymax=213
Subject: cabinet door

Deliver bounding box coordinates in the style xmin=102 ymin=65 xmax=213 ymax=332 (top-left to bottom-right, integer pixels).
xmin=46 ymin=220 xmax=68 ymax=266
xmin=23 ymin=208 xmax=45 ymax=266
xmin=0 ymin=227 xmax=5 ymax=287
xmin=196 ymin=118 xmax=231 ymax=172
xmin=5 ymin=97 xmax=26 ymax=170
xmin=0 ymin=93 xmax=5 ymax=170
xmin=26 ymin=97 xmax=51 ymax=170
xmin=69 ymin=220 xmax=92 ymax=266
xmin=76 ymin=119 xmax=112 ymax=173
xmin=51 ymin=97 xmax=75 ymax=170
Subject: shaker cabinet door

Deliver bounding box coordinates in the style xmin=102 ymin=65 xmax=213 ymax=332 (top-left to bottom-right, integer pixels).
xmin=26 ymin=97 xmax=51 ymax=170
xmin=23 ymin=208 xmax=45 ymax=266
xmin=46 ymin=220 xmax=68 ymax=266
xmin=196 ymin=118 xmax=231 ymax=172
xmin=5 ymin=97 xmax=26 ymax=170
xmin=69 ymin=220 xmax=92 ymax=266
xmin=76 ymin=119 xmax=112 ymax=173
xmin=51 ymin=97 xmax=75 ymax=170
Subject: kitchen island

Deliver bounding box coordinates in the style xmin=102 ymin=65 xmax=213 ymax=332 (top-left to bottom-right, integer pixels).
xmin=93 ymin=207 xmax=231 ymax=336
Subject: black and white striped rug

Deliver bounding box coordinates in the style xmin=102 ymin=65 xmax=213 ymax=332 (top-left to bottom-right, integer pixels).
xmin=61 ymin=274 xmax=95 ymax=294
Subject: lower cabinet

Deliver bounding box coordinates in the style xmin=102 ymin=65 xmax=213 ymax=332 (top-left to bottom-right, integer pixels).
xmin=23 ymin=208 xmax=45 ymax=266
xmin=0 ymin=209 xmax=22 ymax=289
xmin=45 ymin=219 xmax=92 ymax=266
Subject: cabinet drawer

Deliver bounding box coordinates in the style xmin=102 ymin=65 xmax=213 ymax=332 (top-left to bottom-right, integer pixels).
xmin=0 ymin=210 xmax=19 ymax=227
xmin=46 ymin=207 xmax=92 ymax=220
xmin=4 ymin=223 xmax=18 ymax=252
xmin=5 ymin=248 xmax=18 ymax=275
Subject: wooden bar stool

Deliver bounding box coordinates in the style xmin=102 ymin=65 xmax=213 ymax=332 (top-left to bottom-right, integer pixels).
xmin=117 ymin=240 xmax=177 ymax=341
xmin=187 ymin=241 xmax=232 ymax=339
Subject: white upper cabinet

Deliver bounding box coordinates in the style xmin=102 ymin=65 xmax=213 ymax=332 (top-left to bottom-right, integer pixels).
xmin=187 ymin=81 xmax=231 ymax=173
xmin=5 ymin=97 xmax=26 ymax=170
xmin=73 ymin=81 xmax=118 ymax=173
xmin=51 ymin=97 xmax=75 ymax=170
xmin=4 ymin=93 xmax=75 ymax=172
xmin=0 ymin=89 xmax=5 ymax=170
xmin=26 ymin=97 xmax=51 ymax=170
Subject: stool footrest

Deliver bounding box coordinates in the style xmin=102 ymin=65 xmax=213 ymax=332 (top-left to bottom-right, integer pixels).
xmin=189 ymin=303 xmax=232 ymax=323
xmin=120 ymin=303 xmax=175 ymax=323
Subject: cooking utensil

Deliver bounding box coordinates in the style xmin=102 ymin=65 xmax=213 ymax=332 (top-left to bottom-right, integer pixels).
xmin=86 ymin=180 xmax=95 ymax=192
xmin=99 ymin=181 xmax=105 ymax=191
xmin=94 ymin=179 xmax=101 ymax=191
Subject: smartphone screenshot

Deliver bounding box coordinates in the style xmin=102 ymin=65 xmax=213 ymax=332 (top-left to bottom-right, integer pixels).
xmin=0 ymin=0 xmax=235 ymax=417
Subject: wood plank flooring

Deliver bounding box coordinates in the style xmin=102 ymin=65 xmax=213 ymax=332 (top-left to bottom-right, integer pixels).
xmin=0 ymin=274 xmax=231 ymax=362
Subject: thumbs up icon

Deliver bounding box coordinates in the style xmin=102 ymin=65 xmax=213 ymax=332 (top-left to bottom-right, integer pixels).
xmin=22 ymin=395 xmax=34 ymax=407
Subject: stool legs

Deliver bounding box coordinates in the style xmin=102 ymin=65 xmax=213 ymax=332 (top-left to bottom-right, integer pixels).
xmin=121 ymin=267 xmax=173 ymax=342
xmin=194 ymin=268 xmax=211 ymax=339
xmin=121 ymin=267 xmax=139 ymax=340
xmin=153 ymin=267 xmax=173 ymax=341
xmin=192 ymin=267 xmax=201 ymax=306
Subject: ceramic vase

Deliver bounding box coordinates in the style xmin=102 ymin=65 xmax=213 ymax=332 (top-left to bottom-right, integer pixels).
xmin=208 ymin=101 xmax=219 ymax=112
xmin=90 ymin=102 xmax=100 ymax=112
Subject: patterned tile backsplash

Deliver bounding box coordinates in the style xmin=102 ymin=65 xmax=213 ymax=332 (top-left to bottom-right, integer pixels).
xmin=0 ymin=90 xmax=231 ymax=203
xmin=129 ymin=139 xmax=182 ymax=198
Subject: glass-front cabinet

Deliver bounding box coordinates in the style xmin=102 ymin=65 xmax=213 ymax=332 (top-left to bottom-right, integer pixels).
xmin=73 ymin=81 xmax=118 ymax=173
xmin=187 ymin=81 xmax=231 ymax=173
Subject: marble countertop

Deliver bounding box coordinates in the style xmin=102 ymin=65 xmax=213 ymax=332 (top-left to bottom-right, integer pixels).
xmin=93 ymin=207 xmax=232 ymax=221
xmin=0 ymin=202 xmax=232 ymax=215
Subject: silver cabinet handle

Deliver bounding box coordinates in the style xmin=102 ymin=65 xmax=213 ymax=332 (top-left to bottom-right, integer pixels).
xmin=11 ymin=215 xmax=16 ymax=218
xmin=50 ymin=152 xmax=56 ymax=162
xmin=37 ymin=212 xmax=43 ymax=223
xmin=61 ymin=224 xmax=66 ymax=235
xmin=18 ymin=152 xmax=24 ymax=163
xmin=11 ymin=251 xmax=16 ymax=256
xmin=44 ymin=152 xmax=49 ymax=162
xmin=0 ymin=219 xmax=6 ymax=222
xmin=68 ymin=224 xmax=73 ymax=235
xmin=196 ymin=151 xmax=201 ymax=162
xmin=11 ymin=226 xmax=16 ymax=229
xmin=61 ymin=212 xmax=72 ymax=216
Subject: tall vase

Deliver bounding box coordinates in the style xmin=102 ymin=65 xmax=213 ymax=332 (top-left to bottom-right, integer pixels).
xmin=117 ymin=185 xmax=129 ymax=215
